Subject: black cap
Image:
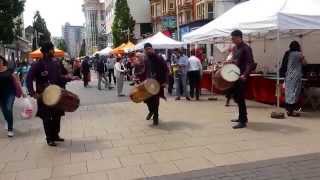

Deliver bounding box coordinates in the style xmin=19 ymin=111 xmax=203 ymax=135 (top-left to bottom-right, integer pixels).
xmin=144 ymin=43 xmax=152 ymax=49
xmin=231 ymin=30 xmax=243 ymax=38
xmin=40 ymin=41 xmax=54 ymax=54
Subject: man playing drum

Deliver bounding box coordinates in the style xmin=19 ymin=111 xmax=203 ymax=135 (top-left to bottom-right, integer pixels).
xmin=27 ymin=42 xmax=78 ymax=146
xmin=230 ymin=30 xmax=254 ymax=129
xmin=143 ymin=43 xmax=169 ymax=126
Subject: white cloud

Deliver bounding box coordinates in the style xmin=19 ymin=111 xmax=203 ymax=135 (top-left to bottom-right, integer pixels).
xmin=24 ymin=0 xmax=85 ymax=37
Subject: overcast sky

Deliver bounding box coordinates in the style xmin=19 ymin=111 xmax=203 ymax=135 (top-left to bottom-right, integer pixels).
xmin=24 ymin=0 xmax=86 ymax=37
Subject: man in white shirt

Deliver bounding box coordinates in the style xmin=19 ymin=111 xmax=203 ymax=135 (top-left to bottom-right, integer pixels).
xmin=114 ymin=57 xmax=126 ymax=96
xmin=188 ymin=51 xmax=203 ymax=100
xmin=107 ymin=54 xmax=117 ymax=86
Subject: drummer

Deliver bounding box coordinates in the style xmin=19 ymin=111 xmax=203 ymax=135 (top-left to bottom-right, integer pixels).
xmin=229 ymin=30 xmax=254 ymax=129
xmin=27 ymin=42 xmax=78 ymax=146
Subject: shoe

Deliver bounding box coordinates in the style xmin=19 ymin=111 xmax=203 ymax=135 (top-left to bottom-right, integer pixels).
xmin=287 ymin=112 xmax=300 ymax=117
xmin=54 ymin=137 xmax=65 ymax=142
xmin=232 ymin=123 xmax=247 ymax=129
xmin=175 ymin=97 xmax=181 ymax=101
xmin=7 ymin=131 xmax=14 ymax=138
xmin=231 ymin=119 xmax=240 ymax=123
xmin=186 ymin=97 xmax=191 ymax=101
xmin=196 ymin=97 xmax=200 ymax=101
xmin=153 ymin=115 xmax=159 ymax=126
xmin=146 ymin=113 xmax=153 ymax=120
xmin=47 ymin=141 xmax=57 ymax=147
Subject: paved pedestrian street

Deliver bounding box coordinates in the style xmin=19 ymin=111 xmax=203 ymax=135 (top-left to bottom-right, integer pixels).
xmin=1 ymin=80 xmax=320 ymax=180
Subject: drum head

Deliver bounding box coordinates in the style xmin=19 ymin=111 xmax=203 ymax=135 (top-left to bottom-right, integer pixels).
xmin=145 ymin=79 xmax=160 ymax=95
xmin=42 ymin=85 xmax=62 ymax=106
xmin=221 ymin=64 xmax=240 ymax=82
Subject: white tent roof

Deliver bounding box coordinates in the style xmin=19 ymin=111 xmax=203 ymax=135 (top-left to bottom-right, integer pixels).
xmin=135 ymin=32 xmax=184 ymax=50
xmin=95 ymin=47 xmax=112 ymax=56
xmin=183 ymin=0 xmax=320 ymax=43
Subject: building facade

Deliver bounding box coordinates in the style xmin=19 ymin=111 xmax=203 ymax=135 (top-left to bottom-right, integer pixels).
xmin=62 ymin=23 xmax=84 ymax=58
xmin=82 ymin=0 xmax=106 ymax=55
xmin=214 ymin=0 xmax=247 ymax=18
xmin=104 ymin=0 xmax=152 ymax=47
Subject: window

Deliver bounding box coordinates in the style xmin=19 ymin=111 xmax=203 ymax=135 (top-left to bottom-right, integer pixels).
xmin=100 ymin=10 xmax=105 ymax=21
xmin=162 ymin=0 xmax=167 ymax=13
xmin=207 ymin=2 xmax=214 ymax=19
xmin=186 ymin=11 xmax=192 ymax=23
xmin=169 ymin=0 xmax=174 ymax=9
xmin=156 ymin=4 xmax=161 ymax=16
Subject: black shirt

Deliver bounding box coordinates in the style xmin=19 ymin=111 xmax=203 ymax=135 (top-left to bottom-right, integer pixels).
xmin=0 ymin=69 xmax=15 ymax=98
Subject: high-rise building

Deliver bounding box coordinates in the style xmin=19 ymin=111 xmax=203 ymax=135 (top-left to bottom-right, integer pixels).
xmin=62 ymin=23 xmax=84 ymax=58
xmin=105 ymin=0 xmax=152 ymax=47
xmin=82 ymin=0 xmax=106 ymax=55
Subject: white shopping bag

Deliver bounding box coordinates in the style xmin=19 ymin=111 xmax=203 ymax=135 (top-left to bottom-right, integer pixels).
xmin=14 ymin=97 xmax=37 ymax=120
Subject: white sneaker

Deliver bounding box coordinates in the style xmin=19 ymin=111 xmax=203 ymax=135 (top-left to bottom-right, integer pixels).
xmin=4 ymin=123 xmax=8 ymax=130
xmin=8 ymin=131 xmax=14 ymax=138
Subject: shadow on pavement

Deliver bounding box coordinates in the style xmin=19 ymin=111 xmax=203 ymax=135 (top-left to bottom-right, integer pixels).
xmin=247 ymin=122 xmax=306 ymax=134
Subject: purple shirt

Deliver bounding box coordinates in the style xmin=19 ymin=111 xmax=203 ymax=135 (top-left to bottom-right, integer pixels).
xmin=26 ymin=58 xmax=69 ymax=95
xmin=234 ymin=42 xmax=254 ymax=78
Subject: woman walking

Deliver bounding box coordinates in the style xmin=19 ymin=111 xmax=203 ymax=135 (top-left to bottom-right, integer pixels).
xmin=0 ymin=56 xmax=23 ymax=137
xmin=284 ymin=41 xmax=306 ymax=117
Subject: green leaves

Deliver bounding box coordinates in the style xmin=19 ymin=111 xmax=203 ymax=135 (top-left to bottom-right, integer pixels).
xmin=111 ymin=0 xmax=136 ymax=47
xmin=32 ymin=11 xmax=51 ymax=50
xmin=0 ymin=0 xmax=25 ymax=44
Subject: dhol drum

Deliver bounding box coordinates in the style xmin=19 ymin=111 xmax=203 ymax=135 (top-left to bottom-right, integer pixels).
xmin=130 ymin=79 xmax=160 ymax=103
xmin=213 ymin=64 xmax=240 ymax=91
xmin=42 ymin=85 xmax=80 ymax=112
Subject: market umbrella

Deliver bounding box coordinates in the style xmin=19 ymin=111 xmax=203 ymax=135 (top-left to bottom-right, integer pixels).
xmin=29 ymin=48 xmax=65 ymax=59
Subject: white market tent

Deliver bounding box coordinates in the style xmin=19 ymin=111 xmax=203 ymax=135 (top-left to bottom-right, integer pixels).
xmin=182 ymin=0 xmax=320 ymax=43
xmin=95 ymin=47 xmax=112 ymax=56
xmin=135 ymin=32 xmax=184 ymax=50
xmin=182 ymin=0 xmax=320 ymax=109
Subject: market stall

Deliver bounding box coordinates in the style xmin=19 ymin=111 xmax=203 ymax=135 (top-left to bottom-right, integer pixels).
xmin=134 ymin=32 xmax=184 ymax=50
xmin=29 ymin=48 xmax=65 ymax=59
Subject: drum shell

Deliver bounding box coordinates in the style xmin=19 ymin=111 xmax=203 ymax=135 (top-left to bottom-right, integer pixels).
xmin=55 ymin=89 xmax=80 ymax=112
xmin=130 ymin=79 xmax=160 ymax=103
xmin=213 ymin=68 xmax=235 ymax=91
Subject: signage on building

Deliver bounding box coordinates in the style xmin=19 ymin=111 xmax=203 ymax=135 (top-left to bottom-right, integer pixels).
xmin=161 ymin=16 xmax=176 ymax=28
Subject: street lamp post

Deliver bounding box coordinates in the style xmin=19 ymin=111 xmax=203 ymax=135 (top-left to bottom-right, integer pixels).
xmin=175 ymin=0 xmax=180 ymax=40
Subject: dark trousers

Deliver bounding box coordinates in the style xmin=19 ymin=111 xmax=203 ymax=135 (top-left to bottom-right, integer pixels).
xmin=0 ymin=94 xmax=15 ymax=131
xmin=188 ymin=71 xmax=201 ymax=99
xmin=145 ymin=95 xmax=160 ymax=122
xmin=83 ymin=73 xmax=90 ymax=87
xmin=108 ymin=69 xmax=116 ymax=84
xmin=42 ymin=115 xmax=61 ymax=141
xmin=233 ymin=81 xmax=248 ymax=123
xmin=168 ymin=74 xmax=174 ymax=94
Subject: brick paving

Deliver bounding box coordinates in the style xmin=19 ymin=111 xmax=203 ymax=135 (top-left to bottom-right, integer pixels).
xmin=1 ymin=78 xmax=320 ymax=180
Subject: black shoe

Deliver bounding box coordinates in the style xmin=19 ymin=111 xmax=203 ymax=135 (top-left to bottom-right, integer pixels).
xmin=146 ymin=113 xmax=153 ymax=120
xmin=186 ymin=97 xmax=191 ymax=101
xmin=47 ymin=141 xmax=57 ymax=147
xmin=231 ymin=119 xmax=240 ymax=123
xmin=232 ymin=123 xmax=247 ymax=129
xmin=153 ymin=115 xmax=159 ymax=126
xmin=54 ymin=137 xmax=65 ymax=142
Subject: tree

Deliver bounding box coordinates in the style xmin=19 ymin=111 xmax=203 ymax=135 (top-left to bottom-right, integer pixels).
xmin=56 ymin=39 xmax=68 ymax=52
xmin=79 ymin=39 xmax=86 ymax=57
xmin=32 ymin=11 xmax=51 ymax=50
xmin=111 ymin=0 xmax=135 ymax=47
xmin=0 ymin=0 xmax=25 ymax=44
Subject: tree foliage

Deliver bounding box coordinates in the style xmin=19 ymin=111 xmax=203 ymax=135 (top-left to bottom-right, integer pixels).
xmin=111 ymin=0 xmax=135 ymax=47
xmin=0 ymin=0 xmax=25 ymax=44
xmin=79 ymin=39 xmax=86 ymax=57
xmin=56 ymin=39 xmax=68 ymax=52
xmin=32 ymin=11 xmax=51 ymax=50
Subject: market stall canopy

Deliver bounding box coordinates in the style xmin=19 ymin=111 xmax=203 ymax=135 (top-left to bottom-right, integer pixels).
xmin=123 ymin=41 xmax=135 ymax=52
xmin=29 ymin=48 xmax=65 ymax=59
xmin=135 ymin=32 xmax=184 ymax=50
xmin=112 ymin=43 xmax=126 ymax=54
xmin=95 ymin=47 xmax=112 ymax=56
xmin=182 ymin=0 xmax=320 ymax=43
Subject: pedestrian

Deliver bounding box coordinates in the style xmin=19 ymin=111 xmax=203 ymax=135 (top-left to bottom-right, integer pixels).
xmin=225 ymin=46 xmax=236 ymax=107
xmin=81 ymin=56 xmax=91 ymax=88
xmin=73 ymin=59 xmax=82 ymax=79
xmin=107 ymin=54 xmax=116 ymax=86
xmin=229 ymin=30 xmax=254 ymax=129
xmin=187 ymin=50 xmax=203 ymax=100
xmin=143 ymin=43 xmax=169 ymax=126
xmin=96 ymin=55 xmax=109 ymax=90
xmin=0 ymin=55 xmax=23 ymax=137
xmin=284 ymin=41 xmax=306 ymax=117
xmin=174 ymin=48 xmax=190 ymax=101
xmin=114 ymin=57 xmax=126 ymax=96
xmin=26 ymin=42 xmax=78 ymax=146
xmin=167 ymin=55 xmax=174 ymax=95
